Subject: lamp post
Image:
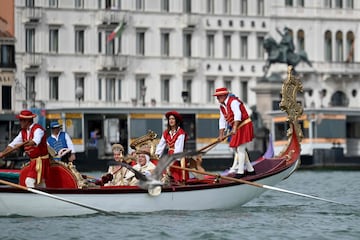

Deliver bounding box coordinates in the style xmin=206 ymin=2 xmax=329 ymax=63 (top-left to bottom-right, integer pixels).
xmin=140 ymin=85 xmax=147 ymax=106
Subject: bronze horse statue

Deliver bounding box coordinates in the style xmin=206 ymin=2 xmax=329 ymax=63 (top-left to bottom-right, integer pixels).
xmin=263 ymin=36 xmax=312 ymax=75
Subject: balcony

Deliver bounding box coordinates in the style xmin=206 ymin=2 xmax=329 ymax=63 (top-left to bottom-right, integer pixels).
xmin=182 ymin=14 xmax=200 ymax=28
xmin=22 ymin=7 xmax=43 ymax=23
xmin=97 ymin=55 xmax=130 ymax=71
xmin=23 ymin=53 xmax=43 ymax=69
xmin=182 ymin=58 xmax=201 ymax=72
xmin=96 ymin=10 xmax=129 ymax=25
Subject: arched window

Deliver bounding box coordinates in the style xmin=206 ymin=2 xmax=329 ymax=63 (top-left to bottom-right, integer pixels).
xmin=324 ymin=31 xmax=332 ymax=62
xmin=346 ymin=31 xmax=354 ymax=63
xmin=330 ymin=91 xmax=348 ymax=107
xmin=335 ymin=31 xmax=343 ymax=62
xmin=297 ymin=29 xmax=305 ymax=51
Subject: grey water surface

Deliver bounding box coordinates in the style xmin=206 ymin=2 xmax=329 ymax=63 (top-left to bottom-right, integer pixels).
xmin=0 ymin=170 xmax=359 ymax=240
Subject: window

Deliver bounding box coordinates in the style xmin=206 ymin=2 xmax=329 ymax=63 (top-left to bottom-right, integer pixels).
xmin=75 ymin=0 xmax=84 ymax=8
xmin=224 ymin=0 xmax=231 ymax=14
xmin=136 ymin=77 xmax=146 ymax=100
xmin=324 ymin=0 xmax=332 ymax=8
xmin=324 ymin=31 xmax=332 ymax=62
xmin=117 ymin=79 xmax=122 ymax=100
xmin=224 ymin=34 xmax=232 ymax=59
xmin=285 ymin=0 xmax=293 ymax=6
xmin=25 ymin=28 xmax=35 ymax=53
xmin=161 ymin=0 xmax=169 ymax=12
xmin=207 ymin=0 xmax=214 ymax=13
xmin=240 ymin=35 xmax=248 ymax=59
xmin=49 ymin=0 xmax=58 ymax=7
xmin=106 ymin=31 xmax=115 ymax=55
xmin=297 ymin=30 xmax=305 ymax=51
xmin=224 ymin=79 xmax=232 ymax=91
xmin=240 ymin=80 xmax=248 ymax=103
xmin=49 ymin=28 xmax=59 ymax=53
xmin=2 ymin=86 xmax=12 ymax=110
xmin=335 ymin=0 xmax=343 ymax=8
xmin=257 ymin=36 xmax=265 ymax=59
xmin=206 ymin=33 xmax=215 ymax=58
xmin=183 ymin=32 xmax=192 ymax=57
xmin=106 ymin=78 xmax=116 ymax=102
xmin=183 ymin=0 xmax=191 ymax=13
xmin=26 ymin=76 xmax=35 ymax=101
xmin=75 ymin=29 xmax=84 ymax=54
xmin=335 ymin=31 xmax=343 ymax=62
xmin=26 ymin=0 xmax=35 ymax=7
xmin=98 ymin=32 xmax=102 ymax=53
xmin=49 ymin=76 xmax=59 ymax=100
xmin=161 ymin=32 xmax=170 ymax=56
xmin=161 ymin=77 xmax=170 ymax=102
xmin=240 ymin=0 xmax=248 ymax=15
xmin=258 ymin=0 xmax=264 ymax=15
xmin=0 ymin=45 xmax=15 ymax=67
xmin=207 ymin=79 xmax=215 ymax=103
xmin=136 ymin=0 xmax=144 ymax=10
xmin=98 ymin=78 xmax=102 ymax=100
xmin=297 ymin=0 xmax=304 ymax=7
xmin=183 ymin=78 xmax=192 ymax=103
xmin=75 ymin=76 xmax=84 ymax=101
xmin=136 ymin=30 xmax=145 ymax=55
xmin=346 ymin=0 xmax=354 ymax=8
xmin=346 ymin=31 xmax=354 ymax=63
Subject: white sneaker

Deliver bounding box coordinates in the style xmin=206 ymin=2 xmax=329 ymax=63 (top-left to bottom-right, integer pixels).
xmin=228 ymin=168 xmax=237 ymax=174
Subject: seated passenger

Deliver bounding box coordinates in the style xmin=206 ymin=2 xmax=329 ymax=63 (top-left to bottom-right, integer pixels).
xmin=100 ymin=143 xmax=132 ymax=186
xmin=187 ymin=154 xmax=206 ymax=180
xmin=127 ymin=150 xmax=156 ymax=186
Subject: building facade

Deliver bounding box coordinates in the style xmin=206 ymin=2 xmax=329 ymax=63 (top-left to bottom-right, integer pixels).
xmin=8 ymin=0 xmax=360 ymax=160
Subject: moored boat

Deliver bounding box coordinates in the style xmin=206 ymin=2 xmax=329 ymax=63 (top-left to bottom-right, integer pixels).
xmin=0 ymin=66 xmax=305 ymax=217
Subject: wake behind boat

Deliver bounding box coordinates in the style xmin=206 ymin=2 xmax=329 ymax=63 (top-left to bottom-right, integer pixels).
xmin=0 ymin=66 xmax=305 ymax=217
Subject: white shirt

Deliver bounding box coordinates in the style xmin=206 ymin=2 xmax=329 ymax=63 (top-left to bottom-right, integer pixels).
xmin=218 ymin=96 xmax=242 ymax=129
xmin=9 ymin=123 xmax=44 ymax=147
xmin=155 ymin=128 xmax=185 ymax=157
xmin=49 ymin=131 xmax=76 ymax=153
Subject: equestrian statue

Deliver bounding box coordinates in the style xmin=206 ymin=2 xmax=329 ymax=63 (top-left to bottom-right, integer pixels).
xmin=263 ymin=27 xmax=312 ymax=76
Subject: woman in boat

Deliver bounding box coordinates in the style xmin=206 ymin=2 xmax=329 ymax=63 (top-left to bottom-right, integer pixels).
xmin=155 ymin=111 xmax=187 ymax=183
xmin=213 ymin=88 xmax=255 ymax=178
xmin=127 ymin=150 xmax=156 ymax=186
xmin=0 ymin=110 xmax=50 ymax=188
xmin=101 ymin=143 xmax=133 ymax=186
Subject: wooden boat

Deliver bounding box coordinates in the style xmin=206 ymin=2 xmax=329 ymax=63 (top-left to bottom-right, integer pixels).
xmin=0 ymin=67 xmax=305 ymax=217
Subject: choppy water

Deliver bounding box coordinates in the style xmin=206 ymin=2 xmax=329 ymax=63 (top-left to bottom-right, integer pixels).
xmin=0 ymin=170 xmax=359 ymax=240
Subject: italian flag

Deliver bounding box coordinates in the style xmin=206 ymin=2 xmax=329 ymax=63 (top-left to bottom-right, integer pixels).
xmin=107 ymin=21 xmax=126 ymax=42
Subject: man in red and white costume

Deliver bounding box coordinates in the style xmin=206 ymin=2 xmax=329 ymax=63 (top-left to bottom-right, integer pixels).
xmin=213 ymin=88 xmax=255 ymax=178
xmin=155 ymin=111 xmax=187 ymax=183
xmin=0 ymin=110 xmax=50 ymax=187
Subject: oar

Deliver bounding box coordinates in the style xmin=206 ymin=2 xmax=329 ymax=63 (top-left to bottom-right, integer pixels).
xmin=198 ymin=133 xmax=232 ymax=153
xmin=171 ymin=165 xmax=345 ymax=205
xmin=1 ymin=141 xmax=29 ymax=158
xmin=0 ymin=179 xmax=117 ymax=216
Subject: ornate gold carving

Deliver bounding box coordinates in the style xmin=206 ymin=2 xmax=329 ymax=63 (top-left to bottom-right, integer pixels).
xmin=279 ymin=66 xmax=304 ymax=142
xmin=130 ymin=130 xmax=160 ymax=159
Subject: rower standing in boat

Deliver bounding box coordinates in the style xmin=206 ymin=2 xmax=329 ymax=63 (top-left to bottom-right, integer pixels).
xmin=0 ymin=110 xmax=50 ymax=187
xmin=213 ymin=88 xmax=255 ymax=178
xmin=47 ymin=120 xmax=76 ymax=163
xmin=155 ymin=111 xmax=187 ymax=183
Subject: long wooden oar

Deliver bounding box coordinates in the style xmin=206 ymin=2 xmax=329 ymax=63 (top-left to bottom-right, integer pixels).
xmin=171 ymin=165 xmax=345 ymax=205
xmin=0 ymin=179 xmax=116 ymax=216
xmin=198 ymin=133 xmax=232 ymax=153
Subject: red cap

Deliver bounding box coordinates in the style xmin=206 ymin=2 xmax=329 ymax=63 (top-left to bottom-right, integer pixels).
xmin=213 ymin=87 xmax=229 ymax=96
xmin=16 ymin=110 xmax=37 ymax=119
xmin=165 ymin=111 xmax=183 ymax=123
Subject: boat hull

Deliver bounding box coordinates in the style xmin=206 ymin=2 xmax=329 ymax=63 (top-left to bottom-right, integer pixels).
xmin=0 ymin=159 xmax=299 ymax=217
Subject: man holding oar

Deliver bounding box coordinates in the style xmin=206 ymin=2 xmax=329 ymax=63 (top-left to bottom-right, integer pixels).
xmin=213 ymin=88 xmax=255 ymax=178
xmin=0 ymin=110 xmax=50 ymax=187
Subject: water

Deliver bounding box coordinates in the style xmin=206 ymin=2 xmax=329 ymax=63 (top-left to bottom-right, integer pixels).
xmin=1 ymin=170 xmax=359 ymax=240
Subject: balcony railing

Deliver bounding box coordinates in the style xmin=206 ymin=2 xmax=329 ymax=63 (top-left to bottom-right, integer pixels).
xmin=23 ymin=53 xmax=43 ymax=68
xmin=22 ymin=7 xmax=43 ymax=22
xmin=96 ymin=10 xmax=129 ymax=24
xmin=97 ymin=55 xmax=130 ymax=71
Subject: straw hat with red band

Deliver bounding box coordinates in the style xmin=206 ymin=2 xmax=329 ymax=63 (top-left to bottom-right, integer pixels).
xmin=165 ymin=111 xmax=183 ymax=123
xmin=213 ymin=87 xmax=230 ymax=96
xmin=16 ymin=110 xmax=37 ymax=119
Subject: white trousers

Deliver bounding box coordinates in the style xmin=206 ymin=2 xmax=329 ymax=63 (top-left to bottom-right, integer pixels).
xmin=229 ymin=145 xmax=254 ymax=174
